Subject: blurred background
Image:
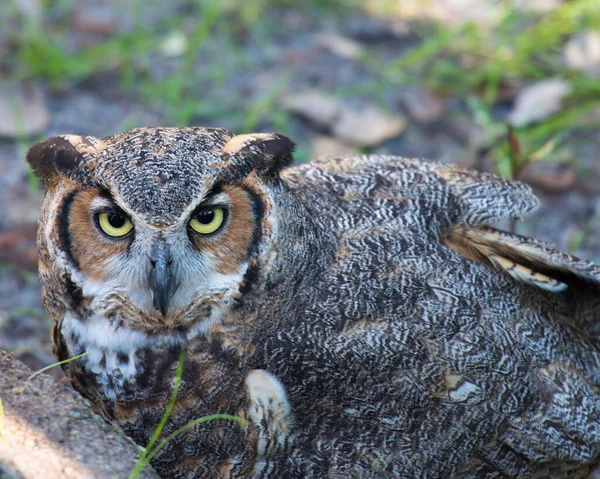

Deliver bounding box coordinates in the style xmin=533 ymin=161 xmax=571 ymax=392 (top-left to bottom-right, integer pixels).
xmin=0 ymin=0 xmax=599 ymax=374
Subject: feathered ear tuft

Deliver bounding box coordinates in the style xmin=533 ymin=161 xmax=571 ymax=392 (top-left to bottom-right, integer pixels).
xmin=26 ymin=135 xmax=104 ymax=186
xmin=221 ymin=133 xmax=296 ymax=177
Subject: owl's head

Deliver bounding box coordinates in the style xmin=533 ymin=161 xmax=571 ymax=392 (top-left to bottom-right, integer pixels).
xmin=27 ymin=127 xmax=296 ymax=333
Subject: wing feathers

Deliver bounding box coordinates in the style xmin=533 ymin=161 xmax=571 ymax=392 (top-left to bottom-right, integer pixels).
xmin=433 ymin=167 xmax=540 ymax=225
xmin=445 ymin=226 xmax=600 ymax=292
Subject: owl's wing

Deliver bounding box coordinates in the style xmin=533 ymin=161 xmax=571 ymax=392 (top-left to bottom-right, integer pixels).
xmin=292 ymin=155 xmax=600 ymax=322
xmin=304 ymin=156 xmax=600 ymax=290
xmin=431 ymin=164 xmax=539 ymax=225
xmin=306 ymin=155 xmax=540 ymax=224
xmin=431 ymin=164 xmax=600 ymax=336
xmin=425 ymin=163 xmax=600 ymax=318
xmin=444 ymin=226 xmax=600 ymax=292
xmin=444 ymin=224 xmax=600 ymax=339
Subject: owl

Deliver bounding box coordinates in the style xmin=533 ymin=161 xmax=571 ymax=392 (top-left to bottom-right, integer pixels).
xmin=27 ymin=127 xmax=600 ymax=478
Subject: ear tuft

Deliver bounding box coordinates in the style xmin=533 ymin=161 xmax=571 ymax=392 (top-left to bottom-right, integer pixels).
xmin=221 ymin=133 xmax=296 ymax=177
xmin=26 ymin=135 xmax=101 ymax=186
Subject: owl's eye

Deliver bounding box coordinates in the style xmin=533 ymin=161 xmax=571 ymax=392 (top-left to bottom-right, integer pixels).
xmin=189 ymin=207 xmax=225 ymax=235
xmin=96 ymin=212 xmax=133 ymax=238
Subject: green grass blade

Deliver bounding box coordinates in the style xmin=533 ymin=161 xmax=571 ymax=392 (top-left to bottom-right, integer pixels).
xmin=26 ymin=352 xmax=89 ymax=381
xmin=128 ymin=349 xmax=186 ymax=479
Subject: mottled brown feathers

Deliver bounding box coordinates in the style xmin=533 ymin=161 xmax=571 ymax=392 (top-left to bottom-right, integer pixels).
xmin=433 ymin=166 xmax=539 ymax=224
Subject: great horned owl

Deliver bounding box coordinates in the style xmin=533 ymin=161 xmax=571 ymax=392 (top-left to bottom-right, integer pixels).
xmin=27 ymin=127 xmax=600 ymax=478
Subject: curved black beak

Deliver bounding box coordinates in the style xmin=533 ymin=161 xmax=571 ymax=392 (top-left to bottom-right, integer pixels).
xmin=150 ymin=240 xmax=176 ymax=317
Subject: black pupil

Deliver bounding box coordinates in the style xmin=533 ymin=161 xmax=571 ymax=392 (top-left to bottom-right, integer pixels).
xmin=107 ymin=213 xmax=126 ymax=228
xmin=197 ymin=209 xmax=215 ymax=224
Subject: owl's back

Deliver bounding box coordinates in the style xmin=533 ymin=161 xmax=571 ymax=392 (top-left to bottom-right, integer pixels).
xmin=254 ymin=156 xmax=600 ymax=477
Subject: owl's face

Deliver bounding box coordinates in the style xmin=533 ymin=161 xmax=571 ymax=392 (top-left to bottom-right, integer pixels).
xmin=28 ymin=127 xmax=295 ymax=333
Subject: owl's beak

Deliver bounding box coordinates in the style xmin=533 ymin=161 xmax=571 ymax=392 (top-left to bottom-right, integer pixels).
xmin=150 ymin=240 xmax=176 ymax=317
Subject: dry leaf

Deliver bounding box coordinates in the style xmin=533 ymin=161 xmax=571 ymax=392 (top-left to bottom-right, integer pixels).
xmin=283 ymin=91 xmax=341 ymax=130
xmin=311 ymin=136 xmax=358 ymax=158
xmin=564 ymin=31 xmax=600 ymax=77
xmin=332 ymin=105 xmax=406 ymax=147
xmin=507 ymin=79 xmax=572 ymax=127
xmin=314 ymin=33 xmax=365 ymax=61
xmin=518 ymin=163 xmax=576 ymax=194
xmin=284 ymin=90 xmax=406 ymax=147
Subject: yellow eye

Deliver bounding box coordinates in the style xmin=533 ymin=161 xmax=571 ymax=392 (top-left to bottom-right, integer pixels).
xmin=96 ymin=212 xmax=133 ymax=238
xmin=189 ymin=207 xmax=225 ymax=235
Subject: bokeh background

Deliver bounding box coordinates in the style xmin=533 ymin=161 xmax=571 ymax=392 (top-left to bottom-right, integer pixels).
xmin=1 ymin=0 xmax=599 ymax=374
